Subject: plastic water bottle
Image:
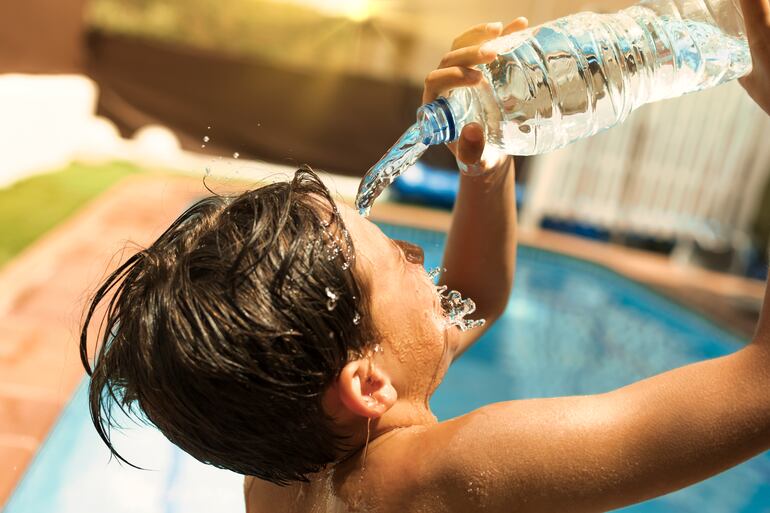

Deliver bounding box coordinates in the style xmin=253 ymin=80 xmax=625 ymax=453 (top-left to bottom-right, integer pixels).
xmin=355 ymin=0 xmax=751 ymax=216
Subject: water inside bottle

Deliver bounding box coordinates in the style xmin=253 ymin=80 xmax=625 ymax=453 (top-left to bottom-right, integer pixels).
xmin=355 ymin=13 xmax=750 ymax=215
xmin=478 ymin=13 xmax=750 ymax=155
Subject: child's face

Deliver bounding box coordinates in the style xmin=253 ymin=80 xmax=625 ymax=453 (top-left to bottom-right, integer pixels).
xmin=337 ymin=204 xmax=458 ymax=403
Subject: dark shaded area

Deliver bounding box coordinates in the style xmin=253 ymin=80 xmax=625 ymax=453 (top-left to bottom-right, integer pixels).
xmin=84 ymin=30 xmax=457 ymax=176
xmin=0 ymin=0 xmax=456 ymax=176
xmin=0 ymin=0 xmax=88 ymax=73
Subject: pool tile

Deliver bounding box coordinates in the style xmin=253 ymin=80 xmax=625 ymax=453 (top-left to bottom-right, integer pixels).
xmin=0 ymin=445 xmax=34 ymax=506
xmin=0 ymin=393 xmax=61 ymax=442
xmin=0 ymin=318 xmax=82 ymax=397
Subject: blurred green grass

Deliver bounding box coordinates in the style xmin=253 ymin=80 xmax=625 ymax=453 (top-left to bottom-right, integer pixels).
xmin=0 ymin=161 xmax=139 ymax=269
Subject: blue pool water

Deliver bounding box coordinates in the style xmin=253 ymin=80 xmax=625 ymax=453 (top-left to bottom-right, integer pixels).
xmin=6 ymin=222 xmax=770 ymax=513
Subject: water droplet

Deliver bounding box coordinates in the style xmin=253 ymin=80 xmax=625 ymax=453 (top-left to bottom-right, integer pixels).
xmin=352 ymin=312 xmax=361 ymax=325
xmin=207 ymin=125 xmax=211 ymax=130
xmin=341 ymin=261 xmax=350 ymax=270
xmin=233 ymin=152 xmax=240 ymax=159
xmin=326 ymin=287 xmax=338 ymax=311
xmin=257 ymin=122 xmax=262 ymax=127
xmin=205 ymin=167 xmax=211 ymax=176
xmin=201 ymin=144 xmax=206 ymax=148
xmin=327 ymin=246 xmax=340 ymax=261
xmin=460 ymin=318 xmax=486 ymax=331
xmin=203 ymin=136 xmax=210 ymax=142
xmin=434 ymin=280 xmax=485 ymax=332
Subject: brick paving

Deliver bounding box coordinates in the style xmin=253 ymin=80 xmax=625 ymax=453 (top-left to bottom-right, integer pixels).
xmin=0 ymin=174 xmax=204 ymax=506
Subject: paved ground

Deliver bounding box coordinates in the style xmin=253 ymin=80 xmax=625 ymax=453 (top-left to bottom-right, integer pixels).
xmin=0 ymin=176 xmax=764 ymax=507
xmin=0 ymin=174 xmax=205 ymax=505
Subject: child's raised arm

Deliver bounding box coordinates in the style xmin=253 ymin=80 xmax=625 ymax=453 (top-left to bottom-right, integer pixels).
xmin=408 ymin=282 xmax=770 ymax=513
xmin=423 ymin=19 xmax=528 ymax=359
xmin=405 ymin=8 xmax=770 ymax=508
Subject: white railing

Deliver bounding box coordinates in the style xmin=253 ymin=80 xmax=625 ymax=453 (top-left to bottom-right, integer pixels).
xmin=522 ymin=82 xmax=770 ymax=253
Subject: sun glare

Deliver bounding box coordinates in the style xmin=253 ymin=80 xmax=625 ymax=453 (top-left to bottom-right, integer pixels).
xmin=282 ymin=0 xmax=377 ymax=22
xmin=343 ymin=0 xmax=373 ymax=22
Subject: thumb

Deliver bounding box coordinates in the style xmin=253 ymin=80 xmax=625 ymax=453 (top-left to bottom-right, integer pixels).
xmin=457 ymin=123 xmax=485 ymax=166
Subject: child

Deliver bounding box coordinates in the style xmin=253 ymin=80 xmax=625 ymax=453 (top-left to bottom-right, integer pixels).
xmin=82 ymin=4 xmax=770 ymax=512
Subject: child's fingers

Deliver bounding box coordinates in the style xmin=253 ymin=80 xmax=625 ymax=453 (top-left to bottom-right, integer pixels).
xmin=438 ymin=45 xmax=498 ymax=70
xmin=502 ymin=17 xmax=529 ymax=35
xmin=422 ymin=67 xmax=483 ymax=104
xmin=739 ymin=0 xmax=770 ymax=27
xmin=451 ymin=21 xmax=504 ymax=51
xmin=456 ymin=123 xmax=485 ymax=166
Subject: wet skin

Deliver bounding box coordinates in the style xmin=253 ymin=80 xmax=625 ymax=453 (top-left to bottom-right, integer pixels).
xmin=245 ymin=206 xmax=770 ymax=513
xmin=247 ymin=11 xmax=770 ymax=512
xmin=245 ymin=204 xmax=770 ymax=513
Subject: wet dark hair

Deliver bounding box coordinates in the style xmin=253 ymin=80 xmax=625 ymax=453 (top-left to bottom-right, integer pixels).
xmin=80 ymin=167 xmax=374 ymax=485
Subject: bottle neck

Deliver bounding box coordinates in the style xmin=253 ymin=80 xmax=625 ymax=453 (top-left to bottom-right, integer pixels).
xmin=416 ymin=96 xmax=460 ymax=146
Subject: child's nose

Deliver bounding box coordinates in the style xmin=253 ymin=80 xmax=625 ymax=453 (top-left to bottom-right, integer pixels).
xmin=396 ymin=240 xmax=425 ymax=265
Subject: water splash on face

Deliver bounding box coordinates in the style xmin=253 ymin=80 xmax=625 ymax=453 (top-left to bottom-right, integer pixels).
xmin=426 ymin=267 xmax=485 ymax=332
xmin=440 ymin=289 xmax=485 ymax=331
xmin=426 ymin=267 xmax=445 ymax=281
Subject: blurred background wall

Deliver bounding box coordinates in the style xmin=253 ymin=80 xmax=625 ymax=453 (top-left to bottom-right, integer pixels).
xmin=0 ymin=0 xmax=88 ymax=73
xmin=0 ymin=0 xmax=634 ymax=176
xmin=0 ymin=0 xmax=768 ymax=274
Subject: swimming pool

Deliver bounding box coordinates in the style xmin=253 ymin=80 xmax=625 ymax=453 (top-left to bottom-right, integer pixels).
xmin=6 ymin=222 xmax=769 ymax=513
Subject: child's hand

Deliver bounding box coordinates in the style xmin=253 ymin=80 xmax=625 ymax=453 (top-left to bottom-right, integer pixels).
xmin=739 ymin=0 xmax=770 ymax=115
xmin=422 ymin=18 xmax=528 ymax=175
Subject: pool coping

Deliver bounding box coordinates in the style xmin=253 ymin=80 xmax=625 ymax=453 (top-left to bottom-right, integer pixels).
xmin=369 ymin=202 xmax=765 ymax=339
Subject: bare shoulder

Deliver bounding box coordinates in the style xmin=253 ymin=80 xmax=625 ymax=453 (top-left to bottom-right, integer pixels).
xmin=417 ymin=347 xmax=770 ymax=513
xmin=377 ymin=403 xmax=561 ymax=513
xmin=403 ymin=396 xmax=624 ymax=513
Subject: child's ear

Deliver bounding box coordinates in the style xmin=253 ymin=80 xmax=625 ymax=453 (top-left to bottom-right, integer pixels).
xmin=336 ymin=358 xmax=397 ymax=418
